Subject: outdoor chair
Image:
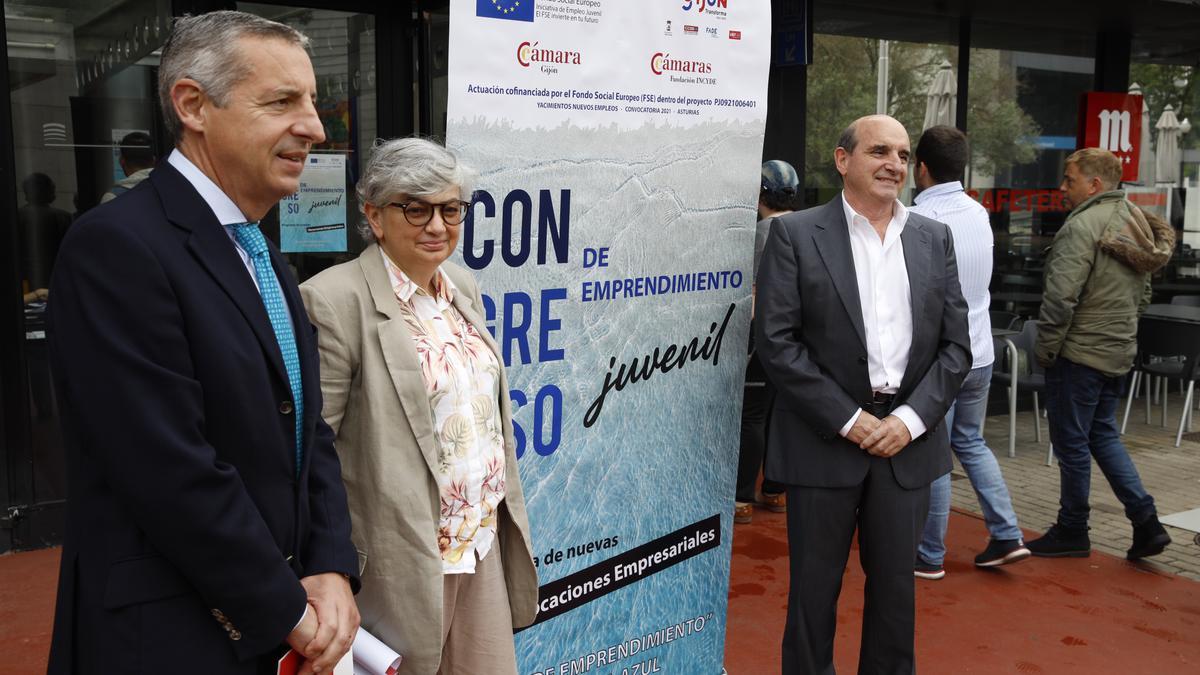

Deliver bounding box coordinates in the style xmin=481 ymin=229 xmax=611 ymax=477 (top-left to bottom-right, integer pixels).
xmin=1121 ymin=316 xmax=1200 ymax=447
xmin=991 ymin=319 xmax=1053 ymax=464
xmin=989 ymin=310 xmax=1020 ymax=331
xmin=994 ymin=273 xmax=1042 ymax=291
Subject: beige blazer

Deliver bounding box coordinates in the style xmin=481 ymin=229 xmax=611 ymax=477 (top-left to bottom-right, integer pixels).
xmin=300 ymin=245 xmax=538 ymax=674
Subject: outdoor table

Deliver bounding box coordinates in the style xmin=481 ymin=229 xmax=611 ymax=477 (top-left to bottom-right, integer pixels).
xmin=991 ymin=291 xmax=1042 ymax=305
xmin=1126 ymin=306 xmax=1200 ymax=442
xmin=1143 ymin=304 xmax=1200 ymax=324
xmin=1151 ymin=282 xmax=1200 ymax=295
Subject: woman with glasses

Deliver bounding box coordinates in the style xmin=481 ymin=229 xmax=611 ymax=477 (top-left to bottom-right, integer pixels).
xmin=300 ymin=138 xmax=537 ymax=674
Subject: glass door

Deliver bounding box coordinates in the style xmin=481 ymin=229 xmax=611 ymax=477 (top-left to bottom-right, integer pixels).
xmin=2 ymin=0 xmax=173 ymax=550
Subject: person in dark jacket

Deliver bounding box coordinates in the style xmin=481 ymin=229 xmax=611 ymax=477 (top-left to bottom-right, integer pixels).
xmin=736 ymin=160 xmax=799 ymax=524
xmin=46 ymin=12 xmax=359 ymax=674
xmin=756 ymin=114 xmax=970 ymax=673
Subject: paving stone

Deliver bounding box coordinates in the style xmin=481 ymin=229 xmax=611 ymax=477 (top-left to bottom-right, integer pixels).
xmin=947 ymin=405 xmax=1200 ymax=581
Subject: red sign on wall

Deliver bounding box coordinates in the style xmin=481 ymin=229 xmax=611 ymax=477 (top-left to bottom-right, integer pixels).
xmin=1078 ymin=92 xmax=1143 ymax=182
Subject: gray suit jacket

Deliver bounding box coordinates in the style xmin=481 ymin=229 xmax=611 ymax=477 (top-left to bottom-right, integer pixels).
xmin=301 ymin=246 xmax=538 ymax=674
xmin=754 ymin=197 xmax=971 ymax=489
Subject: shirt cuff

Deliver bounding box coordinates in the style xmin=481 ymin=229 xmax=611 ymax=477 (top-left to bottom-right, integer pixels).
xmin=293 ymin=604 xmax=309 ymax=631
xmin=839 ymin=408 xmax=863 ymax=437
xmin=890 ymin=404 xmax=927 ymax=441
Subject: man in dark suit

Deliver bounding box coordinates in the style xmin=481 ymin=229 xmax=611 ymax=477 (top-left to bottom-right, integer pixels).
xmin=755 ymin=114 xmax=971 ymax=674
xmin=47 ymin=12 xmax=358 ymax=674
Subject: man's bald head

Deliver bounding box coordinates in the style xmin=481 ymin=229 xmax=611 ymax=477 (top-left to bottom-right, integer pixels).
xmin=837 ymin=114 xmax=907 ymax=155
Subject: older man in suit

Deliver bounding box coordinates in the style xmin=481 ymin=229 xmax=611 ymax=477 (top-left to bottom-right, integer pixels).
xmin=756 ymin=114 xmax=971 ymax=674
xmin=47 ymin=12 xmax=358 ymax=674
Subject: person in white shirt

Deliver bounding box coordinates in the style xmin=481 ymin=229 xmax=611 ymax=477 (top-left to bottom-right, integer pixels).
xmin=756 ymin=114 xmax=970 ymax=673
xmin=909 ymin=125 xmax=1029 ymax=580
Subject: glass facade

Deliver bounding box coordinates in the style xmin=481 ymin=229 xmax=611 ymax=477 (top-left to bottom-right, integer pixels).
xmin=6 ymin=0 xmax=175 ymax=526
xmin=965 ymin=47 xmax=1095 ymax=319
xmin=236 ymin=2 xmax=378 ymax=280
xmin=1 ymin=0 xmax=399 ymax=549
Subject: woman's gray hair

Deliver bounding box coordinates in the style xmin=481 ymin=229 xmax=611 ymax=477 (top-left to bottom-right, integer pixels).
xmin=357 ymin=138 xmax=476 ymax=242
xmin=158 ymin=11 xmax=309 ymax=141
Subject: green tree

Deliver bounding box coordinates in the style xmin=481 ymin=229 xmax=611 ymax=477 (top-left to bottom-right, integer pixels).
xmin=1130 ymin=63 xmax=1197 ymax=151
xmin=804 ymin=35 xmax=878 ymax=189
xmin=965 ymin=49 xmax=1040 ymax=177
xmin=803 ymin=35 xmax=1040 ymax=187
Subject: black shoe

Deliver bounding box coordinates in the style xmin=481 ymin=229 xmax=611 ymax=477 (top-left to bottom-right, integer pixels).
xmin=974 ymin=538 xmax=1032 ymax=567
xmin=1127 ymin=516 xmax=1171 ymax=560
xmin=914 ymin=559 xmax=945 ymax=580
xmin=1027 ymin=524 xmax=1091 ymax=558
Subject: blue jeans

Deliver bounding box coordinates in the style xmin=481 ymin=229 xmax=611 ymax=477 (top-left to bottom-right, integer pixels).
xmin=918 ymin=364 xmax=1022 ymax=565
xmin=1045 ymin=358 xmax=1156 ymax=531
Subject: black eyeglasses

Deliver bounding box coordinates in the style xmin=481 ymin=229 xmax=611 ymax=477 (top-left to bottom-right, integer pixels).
xmin=385 ymin=200 xmax=471 ymax=227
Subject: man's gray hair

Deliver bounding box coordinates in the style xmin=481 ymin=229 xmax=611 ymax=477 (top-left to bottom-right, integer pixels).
xmin=357 ymin=138 xmax=476 ymax=242
xmin=837 ymin=121 xmax=859 ymax=154
xmin=158 ymin=11 xmax=309 ymax=141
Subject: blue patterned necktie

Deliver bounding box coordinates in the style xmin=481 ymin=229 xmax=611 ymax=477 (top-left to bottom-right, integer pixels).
xmin=227 ymin=222 xmax=303 ymax=476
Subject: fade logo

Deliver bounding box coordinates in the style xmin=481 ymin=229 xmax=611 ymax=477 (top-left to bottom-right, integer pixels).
xmin=705 ymin=26 xmax=718 ymax=38
xmin=681 ymin=0 xmax=729 ymax=19
xmin=517 ymin=40 xmax=581 ymax=75
xmin=476 ymin=0 xmax=534 ymax=22
xmin=1097 ymin=109 xmax=1133 ymax=153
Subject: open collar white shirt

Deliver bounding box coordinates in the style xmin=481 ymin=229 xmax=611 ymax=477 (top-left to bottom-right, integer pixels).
xmin=837 ymin=193 xmax=927 ymax=441
xmin=911 ymin=180 xmax=994 ymax=368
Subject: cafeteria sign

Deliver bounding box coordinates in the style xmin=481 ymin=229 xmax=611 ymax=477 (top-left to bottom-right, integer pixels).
xmin=1078 ymin=92 xmax=1143 ymax=183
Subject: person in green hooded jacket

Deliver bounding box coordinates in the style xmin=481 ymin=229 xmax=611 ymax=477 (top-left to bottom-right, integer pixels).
xmin=1028 ymin=147 xmax=1175 ymax=561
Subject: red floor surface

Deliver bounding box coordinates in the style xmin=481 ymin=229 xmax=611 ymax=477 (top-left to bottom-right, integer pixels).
xmin=724 ymin=506 xmax=1200 ymax=674
xmin=0 ymin=547 xmax=58 ymax=674
xmin=3 ymin=514 xmax=1199 ymax=674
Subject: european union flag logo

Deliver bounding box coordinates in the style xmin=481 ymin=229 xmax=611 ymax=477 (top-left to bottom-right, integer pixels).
xmin=476 ymin=0 xmax=534 ymax=22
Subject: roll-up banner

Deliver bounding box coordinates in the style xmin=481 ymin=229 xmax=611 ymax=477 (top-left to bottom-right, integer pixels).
xmin=446 ymin=2 xmax=771 ymax=673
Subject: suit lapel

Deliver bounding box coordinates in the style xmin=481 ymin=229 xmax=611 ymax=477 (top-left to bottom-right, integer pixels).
xmin=358 ymin=246 xmax=442 ymax=479
xmin=901 ymin=219 xmax=930 ymax=340
xmin=153 ymin=163 xmax=290 ymax=387
xmin=899 ymin=219 xmax=931 ymax=393
xmin=812 ymin=198 xmax=867 ymax=350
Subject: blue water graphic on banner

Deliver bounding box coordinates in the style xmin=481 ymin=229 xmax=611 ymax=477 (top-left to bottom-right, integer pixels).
xmin=442 ymin=1 xmax=772 ymax=672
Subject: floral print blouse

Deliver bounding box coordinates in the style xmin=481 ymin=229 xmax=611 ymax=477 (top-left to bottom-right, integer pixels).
xmin=382 ymin=250 xmax=506 ymax=574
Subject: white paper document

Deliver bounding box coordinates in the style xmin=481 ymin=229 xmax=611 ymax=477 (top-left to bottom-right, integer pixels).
xmin=352 ymin=626 xmax=403 ymax=675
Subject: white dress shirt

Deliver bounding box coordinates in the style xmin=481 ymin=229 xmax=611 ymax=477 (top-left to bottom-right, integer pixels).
xmin=837 ymin=193 xmax=927 ymax=441
xmin=168 ymin=149 xmax=307 ymax=629
xmin=168 ymin=150 xmax=268 ymax=292
xmin=911 ymin=181 xmax=994 ymax=369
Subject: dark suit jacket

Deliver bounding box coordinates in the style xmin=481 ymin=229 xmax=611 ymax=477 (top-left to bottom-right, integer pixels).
xmin=755 ymin=197 xmax=971 ymax=490
xmin=46 ymin=160 xmax=358 ymax=674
